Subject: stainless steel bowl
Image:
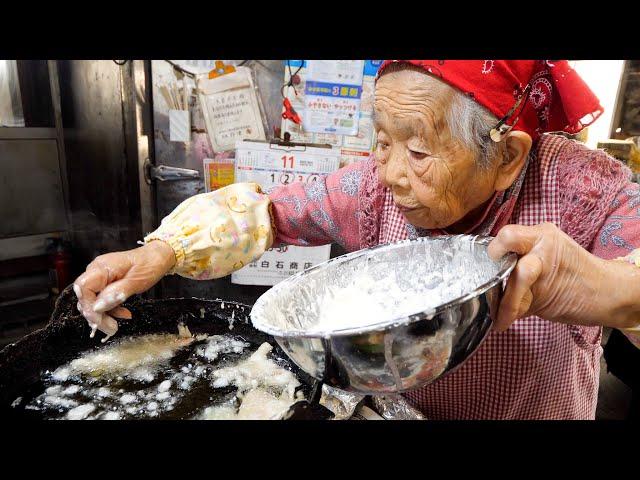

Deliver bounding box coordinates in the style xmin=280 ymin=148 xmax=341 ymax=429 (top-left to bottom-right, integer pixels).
xmin=251 ymin=235 xmax=516 ymax=394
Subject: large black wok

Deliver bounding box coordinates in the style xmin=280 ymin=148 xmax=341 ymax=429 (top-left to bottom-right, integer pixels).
xmin=0 ymin=285 xmax=333 ymax=420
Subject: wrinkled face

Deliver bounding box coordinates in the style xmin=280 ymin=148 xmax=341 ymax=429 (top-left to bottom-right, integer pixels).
xmin=374 ymin=69 xmax=503 ymax=230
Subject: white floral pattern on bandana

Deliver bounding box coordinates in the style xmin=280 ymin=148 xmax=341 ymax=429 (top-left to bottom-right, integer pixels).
xmin=529 ymin=71 xmax=554 ymax=129
xmin=481 ymin=60 xmax=494 ymax=74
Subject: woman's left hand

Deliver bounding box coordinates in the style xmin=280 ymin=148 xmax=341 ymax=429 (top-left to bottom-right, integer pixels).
xmin=487 ymin=222 xmax=637 ymax=332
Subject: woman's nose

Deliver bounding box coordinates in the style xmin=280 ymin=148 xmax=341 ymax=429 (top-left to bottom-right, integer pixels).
xmin=385 ymin=151 xmax=410 ymax=189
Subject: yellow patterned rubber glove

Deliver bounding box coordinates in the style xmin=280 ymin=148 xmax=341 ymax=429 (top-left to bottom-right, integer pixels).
xmin=144 ymin=183 xmax=274 ymax=280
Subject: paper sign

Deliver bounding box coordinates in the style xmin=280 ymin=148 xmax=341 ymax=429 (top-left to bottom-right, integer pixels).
xmin=313 ymin=132 xmax=343 ymax=147
xmin=340 ymin=148 xmax=372 ymax=168
xmin=231 ymin=140 xmax=341 ymax=286
xmin=203 ymin=157 xmax=235 ymax=192
xmin=197 ymin=67 xmax=266 ymax=152
xmin=303 ymin=60 xmax=365 ymax=136
xmin=281 ymin=60 xmax=379 ymax=167
xmin=307 ymin=60 xmax=365 ymax=85
xmin=343 ymin=115 xmax=373 ymax=151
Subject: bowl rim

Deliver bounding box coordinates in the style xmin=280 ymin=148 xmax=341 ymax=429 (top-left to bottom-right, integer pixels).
xmin=250 ymin=235 xmax=517 ymax=338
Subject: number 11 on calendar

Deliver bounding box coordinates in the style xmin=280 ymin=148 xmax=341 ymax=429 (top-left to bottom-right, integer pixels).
xmin=281 ymin=155 xmax=295 ymax=169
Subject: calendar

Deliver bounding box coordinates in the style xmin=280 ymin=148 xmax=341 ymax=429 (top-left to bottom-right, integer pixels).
xmin=231 ymin=140 xmax=341 ymax=286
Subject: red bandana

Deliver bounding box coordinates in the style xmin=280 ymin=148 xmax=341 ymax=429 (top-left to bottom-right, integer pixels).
xmin=376 ymin=60 xmax=603 ymax=141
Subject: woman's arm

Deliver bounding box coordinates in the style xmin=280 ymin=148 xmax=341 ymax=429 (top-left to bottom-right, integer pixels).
xmin=600 ymin=256 xmax=640 ymax=347
xmin=145 ymin=160 xmax=367 ymax=280
xmin=488 ymin=222 xmax=640 ymax=334
xmin=269 ymin=159 xmax=366 ymax=252
xmin=144 ymin=182 xmax=274 ymax=280
xmin=487 ymin=182 xmax=640 ymax=347
xmin=588 ymin=182 xmax=640 ymax=347
xmin=73 ymin=161 xmax=369 ymax=336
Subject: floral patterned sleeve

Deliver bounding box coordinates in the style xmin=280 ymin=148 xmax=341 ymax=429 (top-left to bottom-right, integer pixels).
xmin=268 ymin=159 xmax=369 ymax=252
xmin=144 ymin=183 xmax=273 ymax=280
xmin=591 ymin=182 xmax=640 ymax=348
xmin=143 ymin=160 xmax=370 ymax=281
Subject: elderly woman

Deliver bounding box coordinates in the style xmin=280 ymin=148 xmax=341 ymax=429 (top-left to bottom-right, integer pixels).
xmin=74 ymin=60 xmax=640 ymax=420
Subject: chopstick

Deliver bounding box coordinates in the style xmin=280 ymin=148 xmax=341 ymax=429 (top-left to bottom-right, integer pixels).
xmin=160 ymin=85 xmax=175 ymax=110
xmin=160 ymin=82 xmax=190 ymax=111
xmin=171 ymin=83 xmax=181 ymax=110
xmin=183 ymin=78 xmax=189 ymax=111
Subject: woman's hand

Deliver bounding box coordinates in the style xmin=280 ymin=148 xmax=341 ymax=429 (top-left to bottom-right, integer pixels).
xmin=72 ymin=240 xmax=176 ymax=339
xmin=487 ymin=222 xmax=639 ymax=332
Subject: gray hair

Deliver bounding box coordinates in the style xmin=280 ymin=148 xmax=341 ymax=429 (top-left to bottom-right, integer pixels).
xmin=445 ymin=89 xmax=504 ymax=169
xmin=378 ymin=63 xmax=505 ymax=169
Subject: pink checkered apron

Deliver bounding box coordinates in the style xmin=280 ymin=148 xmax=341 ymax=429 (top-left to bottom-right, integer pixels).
xmin=371 ymin=135 xmax=606 ymax=419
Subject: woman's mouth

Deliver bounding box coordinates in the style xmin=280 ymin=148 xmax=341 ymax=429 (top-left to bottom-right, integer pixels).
xmin=395 ymin=203 xmax=418 ymax=213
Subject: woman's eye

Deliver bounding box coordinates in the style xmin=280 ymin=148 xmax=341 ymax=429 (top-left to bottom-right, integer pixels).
xmin=409 ymin=149 xmax=428 ymax=160
xmin=374 ymin=141 xmax=389 ymax=164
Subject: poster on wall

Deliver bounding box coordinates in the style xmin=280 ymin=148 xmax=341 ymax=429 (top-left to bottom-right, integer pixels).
xmin=197 ymin=66 xmax=267 ymax=152
xmin=281 ymin=60 xmax=382 ymax=167
xmin=230 ymin=139 xmax=341 ymax=286
xmin=302 ymin=60 xmax=365 ymax=136
xmin=203 ymin=154 xmax=235 ymax=192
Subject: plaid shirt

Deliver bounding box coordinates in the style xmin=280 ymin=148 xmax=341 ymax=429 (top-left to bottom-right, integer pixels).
xmin=270 ymin=133 xmax=636 ymax=419
xmin=380 ymin=135 xmax=632 ymax=419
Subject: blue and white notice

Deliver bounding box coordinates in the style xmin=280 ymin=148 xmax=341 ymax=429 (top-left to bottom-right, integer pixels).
xmin=303 ymin=60 xmax=365 ymax=136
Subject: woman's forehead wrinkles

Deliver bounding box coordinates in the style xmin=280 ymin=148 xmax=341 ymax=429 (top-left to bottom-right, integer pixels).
xmin=380 ymin=111 xmax=436 ymax=140
xmin=375 ymin=97 xmax=442 ymax=139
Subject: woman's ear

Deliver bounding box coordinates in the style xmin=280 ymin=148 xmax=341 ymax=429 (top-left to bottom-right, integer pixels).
xmin=494 ymin=130 xmax=532 ymax=191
